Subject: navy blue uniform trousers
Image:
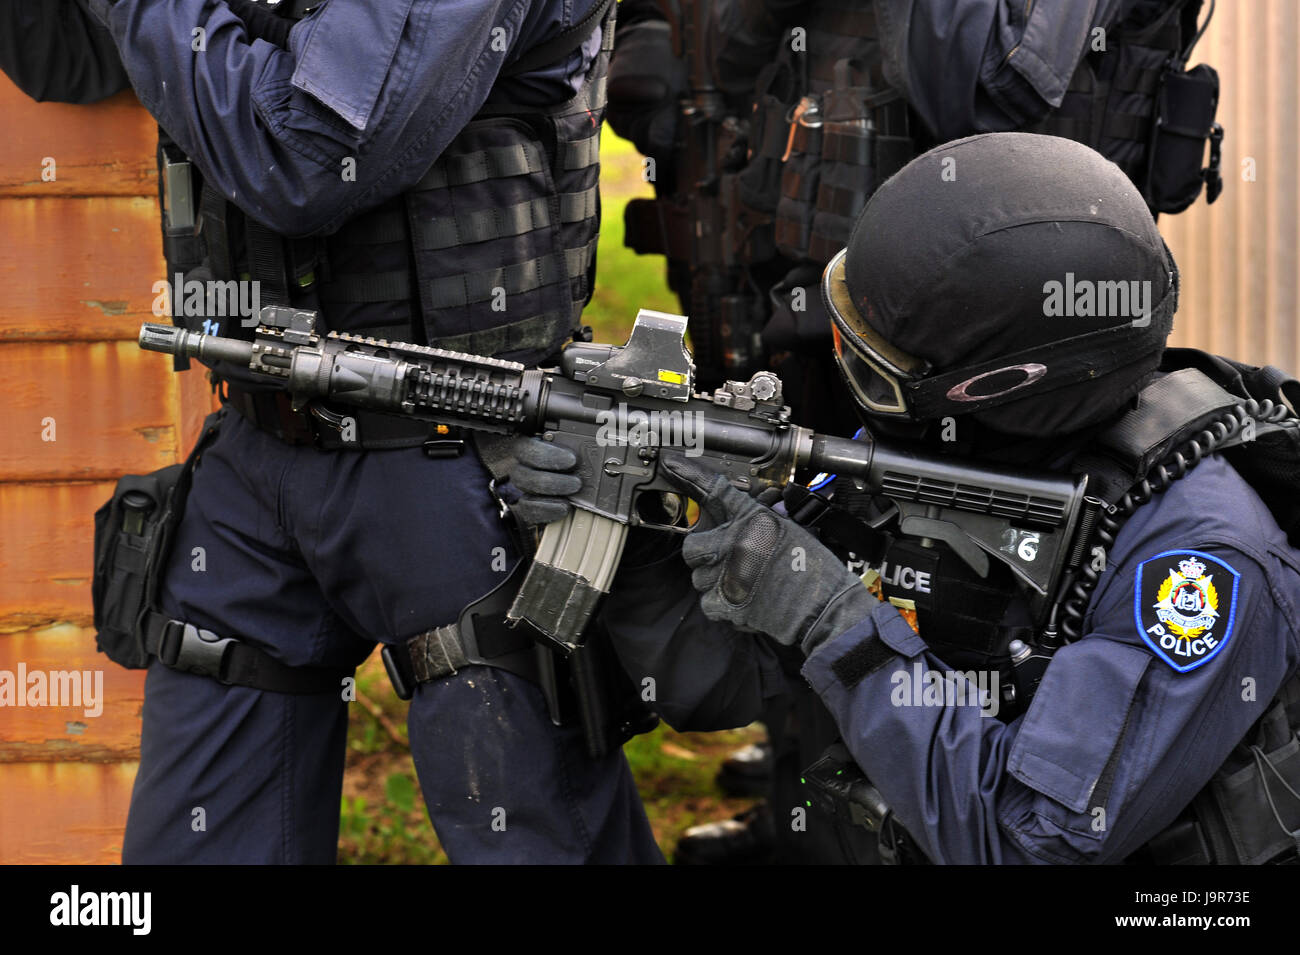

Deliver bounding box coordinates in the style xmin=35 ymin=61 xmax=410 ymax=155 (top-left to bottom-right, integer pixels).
xmin=122 ymin=408 xmax=662 ymax=864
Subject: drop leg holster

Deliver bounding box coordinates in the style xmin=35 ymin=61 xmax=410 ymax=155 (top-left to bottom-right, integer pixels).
xmin=381 ymin=559 xmax=657 ymax=759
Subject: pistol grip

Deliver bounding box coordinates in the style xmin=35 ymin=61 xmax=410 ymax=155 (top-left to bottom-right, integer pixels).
xmin=506 ymin=510 xmax=629 ymax=653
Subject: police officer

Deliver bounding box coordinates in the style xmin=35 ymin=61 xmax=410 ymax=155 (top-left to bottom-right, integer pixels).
xmin=595 ymin=133 xmax=1300 ymax=863
xmin=2 ymin=0 xmax=663 ymax=863
xmin=605 ymin=0 xmax=1224 ymax=862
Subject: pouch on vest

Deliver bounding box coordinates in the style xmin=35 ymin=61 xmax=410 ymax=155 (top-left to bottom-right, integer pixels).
xmin=1146 ymin=63 xmax=1223 ymax=213
xmin=91 ymin=414 xmax=220 ymax=669
xmin=1190 ymin=685 xmax=1300 ymax=864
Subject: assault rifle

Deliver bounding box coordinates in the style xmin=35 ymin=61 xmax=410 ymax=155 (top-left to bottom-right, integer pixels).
xmin=139 ymin=307 xmax=1093 ymax=685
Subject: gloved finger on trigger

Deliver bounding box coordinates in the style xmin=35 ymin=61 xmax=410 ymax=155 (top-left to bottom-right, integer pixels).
xmin=659 ymin=454 xmax=740 ymax=527
xmin=680 ymin=529 xmax=724 ymax=567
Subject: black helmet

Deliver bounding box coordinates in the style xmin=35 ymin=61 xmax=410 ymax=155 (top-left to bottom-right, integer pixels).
xmin=821 ymin=132 xmax=1179 ymax=437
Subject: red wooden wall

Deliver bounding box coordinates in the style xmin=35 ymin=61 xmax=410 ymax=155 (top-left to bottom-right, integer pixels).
xmin=0 ymin=77 xmax=213 ymax=863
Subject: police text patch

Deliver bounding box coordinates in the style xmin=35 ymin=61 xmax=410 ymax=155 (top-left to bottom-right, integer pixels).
xmin=1134 ymin=549 xmax=1239 ymax=672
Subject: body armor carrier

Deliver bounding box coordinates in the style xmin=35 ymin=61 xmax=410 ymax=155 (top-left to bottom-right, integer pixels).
xmin=757 ymin=5 xmax=914 ymax=266
xmin=158 ymin=0 xmax=615 ymax=385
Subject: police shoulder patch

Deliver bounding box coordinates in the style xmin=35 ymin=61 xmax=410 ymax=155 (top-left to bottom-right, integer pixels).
xmin=1134 ymin=549 xmax=1240 ymax=672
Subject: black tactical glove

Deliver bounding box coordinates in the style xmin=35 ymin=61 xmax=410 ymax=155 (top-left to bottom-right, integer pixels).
xmin=506 ymin=437 xmax=581 ymax=527
xmin=659 ymin=456 xmax=880 ymax=654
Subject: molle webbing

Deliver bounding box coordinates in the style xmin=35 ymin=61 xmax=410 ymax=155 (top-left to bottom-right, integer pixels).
xmin=1034 ymin=7 xmax=1186 ymax=187
xmin=424 ymin=238 xmax=599 ymax=309
xmin=771 ymin=10 xmax=915 ymax=264
xmin=395 ymin=1 xmax=615 ymax=363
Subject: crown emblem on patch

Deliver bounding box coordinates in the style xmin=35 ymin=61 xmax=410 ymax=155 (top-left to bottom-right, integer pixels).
xmin=1135 ymin=550 xmax=1240 ymax=673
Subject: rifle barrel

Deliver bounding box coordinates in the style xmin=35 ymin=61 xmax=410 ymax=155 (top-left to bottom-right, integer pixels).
xmin=139 ymin=323 xmax=254 ymax=366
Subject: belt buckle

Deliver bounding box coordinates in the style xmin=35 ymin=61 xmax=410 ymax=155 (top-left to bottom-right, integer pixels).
xmin=160 ymin=620 xmax=235 ymax=683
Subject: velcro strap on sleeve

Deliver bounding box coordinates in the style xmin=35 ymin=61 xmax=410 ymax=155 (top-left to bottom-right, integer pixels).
xmin=830 ymin=636 xmax=896 ymax=689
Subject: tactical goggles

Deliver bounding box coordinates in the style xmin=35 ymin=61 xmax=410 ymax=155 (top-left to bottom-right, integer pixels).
xmin=822 ymin=248 xmax=931 ymax=418
xmin=820 ymin=247 xmax=1179 ymax=421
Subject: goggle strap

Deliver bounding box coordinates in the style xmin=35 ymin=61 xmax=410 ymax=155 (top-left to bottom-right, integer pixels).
xmin=903 ymin=297 xmax=1176 ymax=419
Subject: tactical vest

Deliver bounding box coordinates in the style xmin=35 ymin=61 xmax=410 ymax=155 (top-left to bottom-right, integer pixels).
xmin=157 ymin=0 xmax=615 ymax=381
xmin=748 ymin=3 xmax=915 ymax=266
xmin=802 ymin=352 xmax=1300 ymax=864
xmin=1034 ymin=0 xmax=1223 ymax=214
xmin=629 ymin=1 xmax=914 ymax=271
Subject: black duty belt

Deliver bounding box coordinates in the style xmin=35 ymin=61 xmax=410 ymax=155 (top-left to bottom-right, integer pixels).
xmin=222 ymin=382 xmax=465 ymax=455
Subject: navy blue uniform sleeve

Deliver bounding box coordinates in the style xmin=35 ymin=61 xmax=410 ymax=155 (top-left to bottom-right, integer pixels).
xmin=601 ymin=533 xmax=786 ymax=732
xmin=0 ymin=0 xmax=129 ymax=103
xmin=801 ymin=456 xmax=1300 ymax=863
xmin=87 ymin=0 xmax=573 ymax=236
xmin=873 ymin=0 xmax=1126 ymax=139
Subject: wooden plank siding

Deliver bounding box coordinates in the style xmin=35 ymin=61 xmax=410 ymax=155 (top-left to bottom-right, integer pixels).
xmin=1158 ymin=0 xmax=1300 ymax=369
xmin=0 ymin=74 xmax=212 ymax=863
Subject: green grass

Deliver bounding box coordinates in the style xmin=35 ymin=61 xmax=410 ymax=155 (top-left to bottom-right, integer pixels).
xmin=584 ymin=132 xmax=681 ymax=345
